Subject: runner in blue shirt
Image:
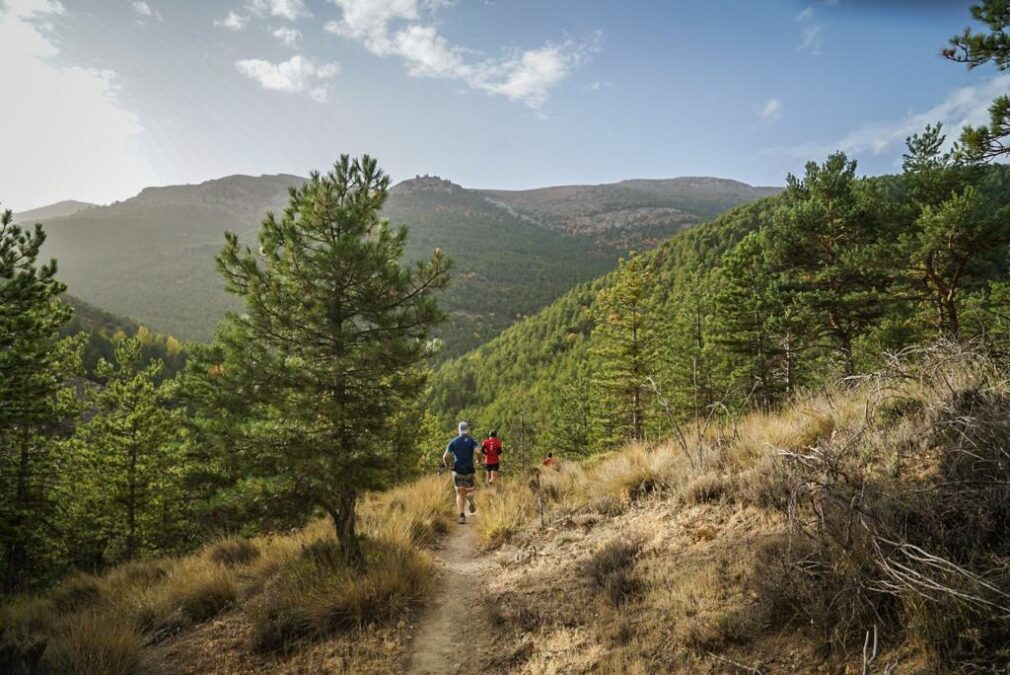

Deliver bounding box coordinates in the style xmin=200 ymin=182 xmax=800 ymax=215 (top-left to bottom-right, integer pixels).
xmin=443 ymin=421 xmax=481 ymax=524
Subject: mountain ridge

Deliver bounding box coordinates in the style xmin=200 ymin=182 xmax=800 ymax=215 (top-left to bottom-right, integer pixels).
xmin=11 ymin=200 xmax=97 ymax=223
xmin=30 ymin=171 xmax=777 ymax=355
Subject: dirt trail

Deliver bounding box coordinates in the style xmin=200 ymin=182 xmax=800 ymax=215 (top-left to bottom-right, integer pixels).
xmin=408 ymin=511 xmax=492 ymax=675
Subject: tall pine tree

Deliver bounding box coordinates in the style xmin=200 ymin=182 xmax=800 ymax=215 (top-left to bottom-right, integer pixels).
xmin=70 ymin=337 xmax=183 ymax=564
xmin=210 ymin=156 xmax=449 ymax=560
xmin=0 ymin=207 xmax=80 ymax=591
xmin=590 ymin=254 xmax=657 ymax=448
xmin=901 ymin=125 xmax=1007 ymax=338
xmin=768 ymin=153 xmax=892 ymax=377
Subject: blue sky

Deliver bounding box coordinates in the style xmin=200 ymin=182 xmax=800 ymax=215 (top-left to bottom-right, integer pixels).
xmin=0 ymin=0 xmax=999 ymax=210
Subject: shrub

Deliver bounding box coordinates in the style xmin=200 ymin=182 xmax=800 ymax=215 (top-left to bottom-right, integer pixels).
xmin=174 ymin=566 xmax=238 ymax=622
xmin=50 ymin=574 xmax=108 ymax=613
xmin=41 ymin=611 xmax=146 ymax=675
xmin=585 ymin=538 xmax=642 ymax=605
xmin=679 ymin=473 xmax=733 ymax=505
xmin=206 ymin=537 xmax=260 ymax=566
xmin=477 ymin=486 xmax=536 ymax=547
xmin=734 ymin=454 xmax=790 ymax=510
xmin=134 ymin=560 xmax=238 ymax=629
xmin=108 ymin=559 xmax=170 ymax=589
xmin=0 ymin=597 xmax=51 ymax=675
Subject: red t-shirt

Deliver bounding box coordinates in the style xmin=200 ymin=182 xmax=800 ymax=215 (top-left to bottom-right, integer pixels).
xmin=481 ymin=438 xmax=502 ymax=464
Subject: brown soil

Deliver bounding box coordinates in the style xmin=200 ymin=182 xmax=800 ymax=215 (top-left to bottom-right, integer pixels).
xmin=408 ymin=511 xmax=493 ymax=675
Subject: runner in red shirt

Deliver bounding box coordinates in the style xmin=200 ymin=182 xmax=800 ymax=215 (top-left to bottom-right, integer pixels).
xmin=480 ymin=430 xmax=503 ymax=485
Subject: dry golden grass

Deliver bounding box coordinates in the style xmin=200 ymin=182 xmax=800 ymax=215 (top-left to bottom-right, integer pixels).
xmin=476 ymin=481 xmax=538 ymax=546
xmin=205 ymin=536 xmax=260 ymax=566
xmin=40 ymin=610 xmax=147 ymax=675
xmin=1 ymin=471 xmax=453 ymax=673
xmin=474 ymin=343 xmax=1010 ymax=673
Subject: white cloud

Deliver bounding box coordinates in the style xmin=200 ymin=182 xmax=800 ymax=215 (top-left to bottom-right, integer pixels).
xmin=235 ymin=54 xmax=340 ymax=101
xmin=766 ymin=75 xmax=1010 ymax=160
xmin=246 ymin=0 xmax=309 ymax=21
xmin=0 ymin=0 xmax=155 ymax=210
xmin=798 ymin=24 xmax=822 ymax=55
xmin=214 ymin=11 xmax=248 ymax=30
xmin=758 ymin=97 xmax=782 ymax=121
xmin=324 ymin=0 xmax=598 ymax=107
xmin=131 ymin=1 xmax=161 ymax=21
xmin=273 ymin=25 xmax=301 ymax=47
xmin=795 ymin=6 xmax=822 ymax=56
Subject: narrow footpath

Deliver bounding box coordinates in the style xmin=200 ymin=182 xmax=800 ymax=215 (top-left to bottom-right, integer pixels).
xmin=408 ymin=511 xmax=492 ymax=675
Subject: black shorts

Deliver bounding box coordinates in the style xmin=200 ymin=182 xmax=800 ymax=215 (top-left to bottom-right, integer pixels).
xmin=453 ymin=472 xmax=476 ymax=489
xmin=485 ymin=463 xmax=500 ymax=472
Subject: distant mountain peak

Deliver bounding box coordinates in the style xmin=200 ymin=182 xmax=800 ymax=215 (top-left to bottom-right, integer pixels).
xmin=12 ymin=200 xmax=97 ymax=223
xmin=392 ymin=175 xmax=464 ymax=195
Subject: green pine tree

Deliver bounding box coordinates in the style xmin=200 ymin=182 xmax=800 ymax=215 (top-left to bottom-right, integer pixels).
xmin=901 ymin=125 xmax=1008 ymax=338
xmin=768 ymin=153 xmax=892 ymax=377
xmin=590 ymin=254 xmax=658 ymax=449
xmin=0 ymin=207 xmax=81 ymax=591
xmin=712 ymin=231 xmax=811 ymax=409
xmin=210 ymin=156 xmax=450 ymax=561
xmin=944 ymin=1 xmax=1010 ymax=162
xmin=542 ymin=361 xmax=592 ymax=458
xmin=70 ymin=337 xmax=183 ymax=564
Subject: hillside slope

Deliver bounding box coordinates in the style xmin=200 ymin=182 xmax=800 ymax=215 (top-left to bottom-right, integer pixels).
xmin=428 ymin=194 xmax=780 ymax=429
xmin=465 ymin=344 xmax=1010 ymax=673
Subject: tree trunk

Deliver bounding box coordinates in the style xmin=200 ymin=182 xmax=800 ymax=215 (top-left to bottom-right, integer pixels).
xmin=779 ymin=331 xmax=795 ymax=399
xmin=5 ymin=437 xmax=30 ymax=592
xmin=126 ymin=441 xmax=138 ymax=560
xmin=840 ymin=336 xmax=854 ymax=379
xmin=327 ymin=488 xmax=360 ymax=565
xmin=943 ymin=296 xmax=960 ymax=340
xmin=632 ymin=386 xmax=643 ymax=441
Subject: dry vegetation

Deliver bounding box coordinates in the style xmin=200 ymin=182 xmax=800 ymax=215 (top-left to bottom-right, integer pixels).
xmin=470 ymin=342 xmax=1010 ymax=673
xmin=6 ymin=343 xmax=1010 ymax=673
xmin=0 ymin=475 xmax=452 ymax=674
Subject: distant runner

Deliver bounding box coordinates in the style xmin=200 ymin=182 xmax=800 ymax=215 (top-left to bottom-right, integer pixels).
xmin=542 ymin=451 xmax=558 ymax=467
xmin=443 ymin=421 xmax=480 ymax=524
xmin=481 ymin=430 xmax=503 ymax=485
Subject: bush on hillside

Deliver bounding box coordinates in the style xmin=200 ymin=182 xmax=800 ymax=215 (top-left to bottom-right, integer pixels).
xmin=585 ymin=538 xmax=642 ymax=605
xmin=206 ymin=536 xmax=260 ymax=566
xmin=762 ymin=343 xmax=1010 ymax=664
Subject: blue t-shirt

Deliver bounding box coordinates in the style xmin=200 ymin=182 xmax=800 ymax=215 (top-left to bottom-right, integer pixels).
xmin=446 ymin=434 xmax=479 ymax=474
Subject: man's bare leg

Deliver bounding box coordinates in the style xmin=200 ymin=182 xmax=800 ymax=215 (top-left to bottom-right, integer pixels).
xmin=456 ymin=487 xmax=467 ymax=520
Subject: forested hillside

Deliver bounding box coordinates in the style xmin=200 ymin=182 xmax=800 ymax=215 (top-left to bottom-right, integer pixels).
xmin=61 ymin=295 xmax=186 ymax=379
xmin=430 ymin=147 xmax=1010 ymax=459
xmin=428 ymin=194 xmax=780 ymax=450
xmin=384 ymin=177 xmax=619 ymax=354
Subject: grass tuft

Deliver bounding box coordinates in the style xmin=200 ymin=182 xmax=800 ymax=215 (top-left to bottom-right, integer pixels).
xmin=206 ymin=536 xmax=260 ymax=566
xmin=40 ymin=610 xmax=147 ymax=675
